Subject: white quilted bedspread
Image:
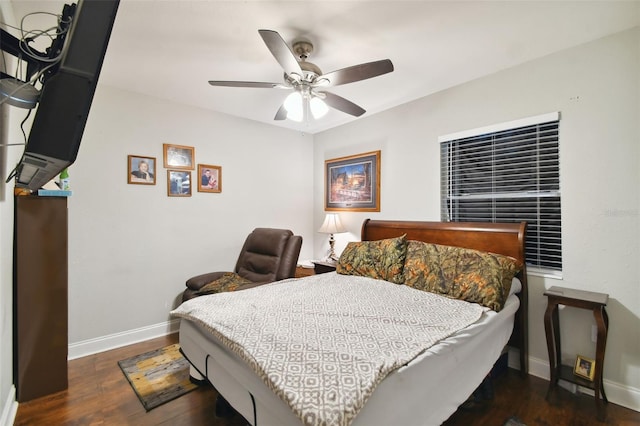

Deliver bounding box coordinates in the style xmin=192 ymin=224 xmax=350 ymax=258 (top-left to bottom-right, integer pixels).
xmin=171 ymin=273 xmax=484 ymax=426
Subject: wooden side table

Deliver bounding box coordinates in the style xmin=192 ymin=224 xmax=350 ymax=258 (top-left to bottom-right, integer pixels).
xmin=543 ymin=286 xmax=609 ymax=419
xmin=313 ymin=261 xmax=337 ymax=275
xmin=295 ymin=266 xmax=315 ymax=278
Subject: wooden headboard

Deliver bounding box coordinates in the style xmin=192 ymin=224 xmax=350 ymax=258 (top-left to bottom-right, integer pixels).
xmin=361 ymin=219 xmax=529 ymax=374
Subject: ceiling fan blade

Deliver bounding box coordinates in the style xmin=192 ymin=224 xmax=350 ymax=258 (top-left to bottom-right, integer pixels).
xmin=258 ymin=29 xmax=302 ymax=77
xmin=320 ymin=91 xmax=366 ymax=117
xmin=208 ymin=80 xmax=282 ymax=88
xmin=318 ymin=59 xmax=394 ymax=87
xmin=274 ymin=104 xmax=287 ymax=120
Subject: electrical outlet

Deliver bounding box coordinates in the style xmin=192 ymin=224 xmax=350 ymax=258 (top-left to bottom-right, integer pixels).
xmin=591 ymin=325 xmax=598 ymax=343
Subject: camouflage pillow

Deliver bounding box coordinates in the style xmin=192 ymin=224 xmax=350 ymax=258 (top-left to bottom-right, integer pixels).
xmin=336 ymin=235 xmax=407 ymax=284
xmin=403 ymin=241 xmax=521 ymax=312
xmin=196 ymin=272 xmax=252 ymax=295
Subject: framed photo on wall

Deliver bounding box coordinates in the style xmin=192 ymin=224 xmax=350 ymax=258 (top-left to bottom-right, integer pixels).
xmin=163 ymin=143 xmax=194 ymax=169
xmin=325 ymin=150 xmax=380 ymax=211
xmin=128 ymin=155 xmax=156 ymax=185
xmin=574 ymin=355 xmax=595 ymax=381
xmin=167 ymin=170 xmax=192 ymax=197
xmin=197 ymin=164 xmax=222 ymax=193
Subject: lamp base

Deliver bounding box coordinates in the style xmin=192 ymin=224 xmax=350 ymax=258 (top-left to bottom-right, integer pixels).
xmin=327 ymin=234 xmax=339 ymax=262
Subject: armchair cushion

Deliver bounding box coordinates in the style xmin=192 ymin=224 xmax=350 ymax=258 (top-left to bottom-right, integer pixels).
xmin=195 ymin=272 xmax=252 ymax=296
xmin=186 ymin=271 xmax=227 ymax=291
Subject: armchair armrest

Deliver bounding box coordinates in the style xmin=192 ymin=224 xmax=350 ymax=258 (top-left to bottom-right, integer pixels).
xmin=185 ymin=271 xmax=228 ymax=291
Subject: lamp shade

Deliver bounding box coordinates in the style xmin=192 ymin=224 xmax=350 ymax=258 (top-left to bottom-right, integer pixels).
xmin=318 ymin=213 xmax=346 ymax=234
xmin=310 ymin=97 xmax=328 ymax=119
xmin=283 ymin=91 xmax=303 ymax=122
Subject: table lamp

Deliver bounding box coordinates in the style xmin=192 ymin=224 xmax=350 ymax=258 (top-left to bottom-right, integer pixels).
xmin=318 ymin=213 xmax=346 ymax=262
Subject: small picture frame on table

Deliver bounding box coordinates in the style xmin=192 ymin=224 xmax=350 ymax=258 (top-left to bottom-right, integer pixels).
xmin=574 ymin=355 xmax=595 ymax=381
xmin=197 ymin=164 xmax=222 ymax=193
xmin=163 ymin=143 xmax=194 ymax=170
xmin=167 ymin=170 xmax=191 ymax=197
xmin=127 ymin=155 xmax=156 ymax=185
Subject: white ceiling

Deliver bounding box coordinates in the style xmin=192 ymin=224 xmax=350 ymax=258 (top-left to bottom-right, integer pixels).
xmin=7 ymin=1 xmax=640 ymax=134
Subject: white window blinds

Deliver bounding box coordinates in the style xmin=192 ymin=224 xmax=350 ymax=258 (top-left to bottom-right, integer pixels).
xmin=440 ymin=112 xmax=561 ymax=271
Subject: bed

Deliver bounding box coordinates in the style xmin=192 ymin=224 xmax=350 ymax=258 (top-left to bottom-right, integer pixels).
xmin=172 ymin=219 xmax=528 ymax=426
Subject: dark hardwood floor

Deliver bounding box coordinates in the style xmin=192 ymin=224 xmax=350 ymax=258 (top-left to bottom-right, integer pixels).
xmin=14 ymin=333 xmax=640 ymax=425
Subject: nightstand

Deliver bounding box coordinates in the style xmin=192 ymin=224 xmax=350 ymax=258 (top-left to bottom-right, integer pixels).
xmin=313 ymin=261 xmax=337 ymax=275
xmin=295 ymin=266 xmax=315 ymax=278
xmin=544 ymin=286 xmax=609 ymax=420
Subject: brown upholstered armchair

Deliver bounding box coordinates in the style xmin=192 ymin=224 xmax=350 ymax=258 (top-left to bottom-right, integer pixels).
xmin=182 ymin=228 xmax=302 ymax=302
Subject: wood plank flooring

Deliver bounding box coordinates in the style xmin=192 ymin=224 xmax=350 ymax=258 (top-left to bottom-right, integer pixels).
xmin=14 ymin=333 xmax=640 ymax=425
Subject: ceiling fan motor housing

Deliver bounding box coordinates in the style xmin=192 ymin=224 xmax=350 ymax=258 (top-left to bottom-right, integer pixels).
xmin=292 ymin=39 xmax=322 ymax=77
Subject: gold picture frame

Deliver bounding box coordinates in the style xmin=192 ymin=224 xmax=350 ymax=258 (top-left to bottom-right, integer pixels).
xmin=197 ymin=164 xmax=222 ymax=193
xmin=574 ymin=355 xmax=595 ymax=381
xmin=127 ymin=155 xmax=156 ymax=185
xmin=163 ymin=143 xmax=194 ymax=170
xmin=167 ymin=170 xmax=192 ymax=197
xmin=325 ymin=150 xmax=380 ymax=211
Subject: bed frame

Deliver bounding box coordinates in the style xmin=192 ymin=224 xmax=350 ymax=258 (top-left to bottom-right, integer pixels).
xmin=361 ymin=219 xmax=529 ymax=374
xmin=179 ymin=219 xmax=530 ymax=425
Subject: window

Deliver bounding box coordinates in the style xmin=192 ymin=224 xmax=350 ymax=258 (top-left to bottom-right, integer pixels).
xmin=439 ymin=112 xmax=561 ymax=272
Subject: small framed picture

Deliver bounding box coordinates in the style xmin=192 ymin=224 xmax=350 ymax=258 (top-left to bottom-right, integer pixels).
xmin=574 ymin=355 xmax=595 ymax=381
xmin=163 ymin=143 xmax=195 ymax=170
xmin=128 ymin=155 xmax=156 ymax=185
xmin=197 ymin=164 xmax=222 ymax=193
xmin=167 ymin=170 xmax=192 ymax=197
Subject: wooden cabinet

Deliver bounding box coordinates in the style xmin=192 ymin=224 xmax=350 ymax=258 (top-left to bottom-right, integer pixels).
xmin=14 ymin=196 xmax=68 ymax=402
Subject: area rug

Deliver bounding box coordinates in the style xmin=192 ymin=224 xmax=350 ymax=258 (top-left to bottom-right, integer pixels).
xmin=118 ymin=343 xmax=198 ymax=411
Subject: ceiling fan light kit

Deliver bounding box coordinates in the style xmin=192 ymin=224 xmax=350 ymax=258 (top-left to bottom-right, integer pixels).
xmin=208 ymin=29 xmax=394 ymax=123
xmin=283 ymin=89 xmax=329 ymax=122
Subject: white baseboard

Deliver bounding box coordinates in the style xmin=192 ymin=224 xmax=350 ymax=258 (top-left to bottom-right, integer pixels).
xmin=508 ymin=350 xmax=640 ymax=413
xmin=0 ymin=385 xmax=17 ymax=426
xmin=68 ymin=319 xmax=180 ymax=360
xmin=601 ymin=378 xmax=640 ymax=412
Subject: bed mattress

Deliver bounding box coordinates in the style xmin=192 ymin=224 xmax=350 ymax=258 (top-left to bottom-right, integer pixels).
xmin=178 ymin=278 xmax=520 ymax=426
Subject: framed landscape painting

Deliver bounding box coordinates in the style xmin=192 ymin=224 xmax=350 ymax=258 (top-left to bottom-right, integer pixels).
xmin=325 ymin=150 xmax=380 ymax=212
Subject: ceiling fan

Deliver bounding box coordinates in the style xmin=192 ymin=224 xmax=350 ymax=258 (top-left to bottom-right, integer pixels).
xmin=208 ymin=29 xmax=394 ymax=122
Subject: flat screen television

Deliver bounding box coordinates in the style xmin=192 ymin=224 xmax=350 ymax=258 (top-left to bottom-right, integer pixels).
xmin=11 ymin=0 xmax=119 ymax=191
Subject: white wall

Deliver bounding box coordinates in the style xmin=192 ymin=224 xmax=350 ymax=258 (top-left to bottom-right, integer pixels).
xmin=0 ymin=3 xmax=19 ymax=424
xmin=314 ymin=28 xmax=640 ymax=409
xmin=64 ymin=86 xmax=315 ymax=351
xmin=0 ymin=95 xmax=18 ymax=426
xmin=0 ymin=114 xmax=18 ymax=426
